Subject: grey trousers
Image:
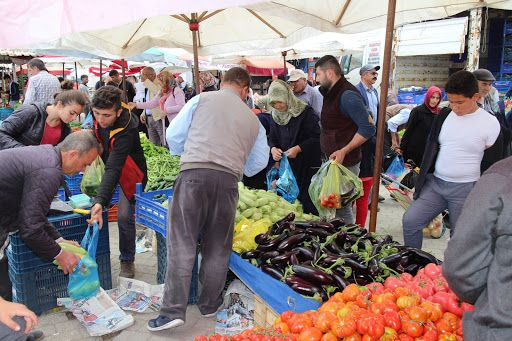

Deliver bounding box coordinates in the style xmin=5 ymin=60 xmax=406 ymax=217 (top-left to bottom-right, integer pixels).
xmin=0 ymin=316 xmax=26 ymax=341
xmin=402 ymin=174 xmax=475 ymax=249
xmin=335 ymin=163 xmax=360 ymax=224
xmin=160 ymin=169 xmax=238 ymax=320
xmin=146 ymin=115 xmax=165 ymax=146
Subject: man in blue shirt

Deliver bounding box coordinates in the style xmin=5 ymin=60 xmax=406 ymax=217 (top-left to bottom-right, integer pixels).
xmin=147 ymin=67 xmax=269 ymax=332
xmin=356 ymin=64 xmax=380 ymax=123
xmin=288 ymin=69 xmax=323 ymax=116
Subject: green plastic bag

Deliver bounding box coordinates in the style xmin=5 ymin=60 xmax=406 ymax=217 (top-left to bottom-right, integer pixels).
xmin=308 ymin=160 xmax=363 ymax=218
xmin=80 ymin=156 xmax=105 ymax=197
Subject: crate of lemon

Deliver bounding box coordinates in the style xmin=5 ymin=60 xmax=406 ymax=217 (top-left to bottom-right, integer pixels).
xmin=233 ymin=184 xmax=317 ymax=253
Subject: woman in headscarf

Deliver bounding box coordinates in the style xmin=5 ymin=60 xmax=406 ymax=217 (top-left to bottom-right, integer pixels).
xmin=268 ymin=80 xmax=321 ymax=214
xmin=129 ymin=70 xmax=185 ymax=124
xmin=400 ymin=86 xmax=442 ymax=166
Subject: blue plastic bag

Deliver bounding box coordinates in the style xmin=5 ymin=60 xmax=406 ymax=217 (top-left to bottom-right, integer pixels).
xmin=266 ymin=166 xmax=280 ymax=192
xmin=81 ymin=112 xmax=94 ymax=129
xmin=385 ymin=155 xmax=406 ymax=180
xmin=275 ymin=154 xmax=300 ymax=203
xmin=68 ymin=222 xmax=100 ymax=300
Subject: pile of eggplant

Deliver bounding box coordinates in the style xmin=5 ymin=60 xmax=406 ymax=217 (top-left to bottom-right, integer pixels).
xmin=239 ymin=213 xmax=440 ymax=301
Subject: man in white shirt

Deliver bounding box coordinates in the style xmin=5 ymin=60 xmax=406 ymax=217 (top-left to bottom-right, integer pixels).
xmin=79 ymin=75 xmax=90 ymax=98
xmin=133 ymin=67 xmax=164 ymax=146
xmin=402 ymin=71 xmax=501 ymax=249
xmin=23 ymin=58 xmax=60 ymax=105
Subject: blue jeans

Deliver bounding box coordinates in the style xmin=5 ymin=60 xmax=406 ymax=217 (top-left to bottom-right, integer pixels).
xmin=117 ymin=190 xmax=136 ymax=262
xmin=402 ymin=174 xmax=475 ymax=249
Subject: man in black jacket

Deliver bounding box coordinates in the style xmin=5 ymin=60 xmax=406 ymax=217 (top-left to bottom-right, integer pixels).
xmin=402 ymin=71 xmax=501 ymax=249
xmin=89 ymin=86 xmax=147 ymax=278
xmin=0 ymin=131 xmax=100 ymax=301
xmin=3 ymin=74 xmax=19 ymax=107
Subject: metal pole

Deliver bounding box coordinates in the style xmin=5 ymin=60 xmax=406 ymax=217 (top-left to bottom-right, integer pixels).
xmin=466 ymin=8 xmax=482 ymax=71
xmin=282 ymin=51 xmax=288 ymax=77
xmin=62 ymin=63 xmax=65 ymax=78
xmin=369 ymin=0 xmax=397 ymax=233
xmin=191 ymin=13 xmax=201 ymax=93
xmin=74 ymin=62 xmax=78 ymax=89
xmin=121 ymin=59 xmax=127 ymax=98
xmin=99 ymin=59 xmax=103 ymax=87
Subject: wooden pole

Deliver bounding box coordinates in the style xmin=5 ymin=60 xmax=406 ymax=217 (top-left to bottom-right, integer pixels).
xmin=282 ymin=51 xmax=288 ymax=77
xmin=369 ymin=0 xmax=397 ymax=232
xmin=62 ymin=63 xmax=65 ymax=78
xmin=191 ymin=13 xmax=201 ymax=93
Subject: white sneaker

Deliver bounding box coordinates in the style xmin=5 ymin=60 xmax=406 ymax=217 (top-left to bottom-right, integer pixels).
xmin=147 ymin=316 xmax=185 ymax=332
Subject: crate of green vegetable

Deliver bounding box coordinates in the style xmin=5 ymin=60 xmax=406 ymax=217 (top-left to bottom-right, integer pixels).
xmin=134 ymin=183 xmax=172 ymax=236
xmin=140 ymin=134 xmax=180 ymax=191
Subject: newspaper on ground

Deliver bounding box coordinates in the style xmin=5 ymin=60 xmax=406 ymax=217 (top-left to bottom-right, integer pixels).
xmin=57 ymin=288 xmax=134 ymax=337
xmin=215 ymin=279 xmax=254 ymax=335
xmin=106 ymin=277 xmax=164 ymax=313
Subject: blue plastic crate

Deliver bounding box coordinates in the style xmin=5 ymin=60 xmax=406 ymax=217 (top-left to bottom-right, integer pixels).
xmin=7 ymin=211 xmax=110 ymax=271
xmin=501 ymin=63 xmax=512 ymax=74
xmin=156 ymin=232 xmax=198 ymax=305
xmin=64 ymin=173 xmax=83 ymax=196
xmin=56 ymin=187 xmax=66 ymax=201
xmin=9 ymin=253 xmax=112 ymax=315
xmin=229 ymin=253 xmax=321 ymax=314
xmin=134 ymin=183 xmax=172 ymax=237
xmin=0 ymin=108 xmax=14 ymax=121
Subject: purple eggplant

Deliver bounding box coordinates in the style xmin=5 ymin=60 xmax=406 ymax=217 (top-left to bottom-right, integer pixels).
xmin=285 ymin=275 xmax=315 ymax=287
xmin=260 ymin=264 xmax=283 ymax=280
xmin=291 ymin=265 xmax=334 ymax=285
xmin=255 ymin=233 xmax=270 ymax=245
xmin=328 ymin=218 xmax=345 ymax=228
xmin=240 ymin=250 xmax=261 ymax=259
xmin=256 ymin=232 xmax=289 ymax=252
xmin=344 ymin=258 xmax=369 ymax=273
xmin=260 ymin=250 xmax=280 ymax=261
xmin=290 ymin=253 xmax=299 ymax=265
xmin=331 ymin=272 xmax=349 ymax=290
xmin=305 ymin=227 xmax=331 ymax=238
xmin=290 ymin=283 xmax=327 ymax=301
xmin=277 ymin=233 xmax=307 ymax=252
xmin=312 ymin=221 xmax=335 ymax=231
xmin=269 ymin=252 xmax=294 ymax=265
xmin=291 ymin=246 xmax=314 ymax=261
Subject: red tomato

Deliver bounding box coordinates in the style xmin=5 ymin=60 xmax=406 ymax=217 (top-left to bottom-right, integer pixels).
xmin=435 ymin=318 xmax=454 ymax=334
xmin=343 ymin=333 xmax=362 ymax=341
xmin=421 ymin=321 xmax=439 ymax=341
xmin=438 ymin=333 xmax=458 ymax=341
xmin=382 ymin=311 xmax=401 ymax=331
xmin=401 ymin=319 xmax=424 ymax=338
xmin=194 ymin=337 xmax=208 ymax=341
xmin=423 ymin=263 xmax=441 ymax=279
xmin=355 ymin=290 xmax=372 ymax=309
xmin=384 ymin=276 xmax=405 ymax=291
xmin=342 ymin=284 xmax=362 ymax=302
xmin=397 ymin=334 xmax=414 ymax=341
xmin=380 ymin=327 xmax=399 ymax=341
xmin=356 ymin=315 xmax=385 ymax=338
xmin=320 ymin=332 xmax=337 ymax=341
xmin=314 ymin=311 xmax=336 ymax=333
xmin=366 ymin=282 xmax=384 ymax=294
xmin=281 ymin=311 xmax=296 ymax=323
xmin=289 ymin=317 xmax=313 ymax=334
xmin=298 ymin=327 xmax=323 ymax=341
xmin=405 ymin=305 xmax=428 ymax=323
xmin=330 ymin=315 xmax=356 ymax=338
xmin=399 ymin=273 xmax=414 ymax=283
xmin=420 ymin=301 xmax=443 ymax=322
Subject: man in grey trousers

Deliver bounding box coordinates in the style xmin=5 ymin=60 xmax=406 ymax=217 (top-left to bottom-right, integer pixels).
xmin=147 ymin=67 xmax=269 ymax=332
xmin=402 ymin=71 xmax=501 ymax=249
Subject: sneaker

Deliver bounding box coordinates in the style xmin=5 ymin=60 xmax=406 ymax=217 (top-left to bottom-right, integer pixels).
xmin=147 ymin=315 xmax=185 ymax=332
xmin=119 ymin=261 xmax=135 ymax=278
xmin=26 ymin=330 xmax=44 ymax=341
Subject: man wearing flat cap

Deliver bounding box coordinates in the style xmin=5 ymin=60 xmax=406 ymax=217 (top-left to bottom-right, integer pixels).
xmin=287 ymin=69 xmax=324 ymax=116
xmin=356 ymin=64 xmax=380 ymax=124
xmin=472 ymin=69 xmax=502 ymax=121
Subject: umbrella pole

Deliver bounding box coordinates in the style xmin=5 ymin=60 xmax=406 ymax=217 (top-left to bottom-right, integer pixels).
xmin=99 ymin=59 xmax=103 ymax=86
xmin=191 ymin=13 xmax=201 ymax=93
xmin=121 ymin=59 xmax=127 ymax=98
xmin=369 ymin=0 xmax=397 ymax=233
xmin=62 ymin=63 xmax=65 ymax=78
xmin=282 ymin=51 xmax=287 ymax=77
xmin=74 ymin=62 xmax=78 ymax=89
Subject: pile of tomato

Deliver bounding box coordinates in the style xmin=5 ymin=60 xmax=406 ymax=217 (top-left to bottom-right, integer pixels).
xmin=195 ymin=264 xmax=473 ymax=341
xmin=272 ymin=263 xmax=472 ymax=341
xmin=319 ymin=193 xmax=342 ymax=209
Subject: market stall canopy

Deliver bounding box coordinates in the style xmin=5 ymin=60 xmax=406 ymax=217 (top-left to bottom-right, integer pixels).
xmin=233 ymin=57 xmax=295 ymax=76
xmin=5 ymin=0 xmax=511 ymax=59
xmin=0 ymin=0 xmax=266 ymax=48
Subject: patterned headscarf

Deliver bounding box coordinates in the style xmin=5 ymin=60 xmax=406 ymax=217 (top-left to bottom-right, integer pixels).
xmin=268 ymin=80 xmax=307 ymax=125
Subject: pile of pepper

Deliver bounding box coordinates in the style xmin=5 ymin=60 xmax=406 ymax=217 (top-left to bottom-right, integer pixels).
xmin=240 ymin=213 xmax=440 ymax=301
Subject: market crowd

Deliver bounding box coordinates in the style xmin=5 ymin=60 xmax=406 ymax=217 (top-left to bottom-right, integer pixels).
xmin=0 ymin=55 xmax=511 ymax=339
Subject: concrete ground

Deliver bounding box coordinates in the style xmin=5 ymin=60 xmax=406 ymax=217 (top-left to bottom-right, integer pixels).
xmin=36 ymin=185 xmax=449 ymax=340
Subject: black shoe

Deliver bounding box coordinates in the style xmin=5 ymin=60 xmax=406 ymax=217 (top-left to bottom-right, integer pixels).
xmin=26 ymin=330 xmax=44 ymax=341
xmin=378 ymin=195 xmax=385 ymax=202
xmin=147 ymin=315 xmax=184 ymax=332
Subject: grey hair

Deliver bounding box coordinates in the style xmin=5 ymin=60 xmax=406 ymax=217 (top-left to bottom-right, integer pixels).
xmin=59 ymin=131 xmax=101 ymax=155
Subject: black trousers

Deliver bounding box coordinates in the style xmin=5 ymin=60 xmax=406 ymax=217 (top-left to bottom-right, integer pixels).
xmin=0 ymin=257 xmax=12 ymax=301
